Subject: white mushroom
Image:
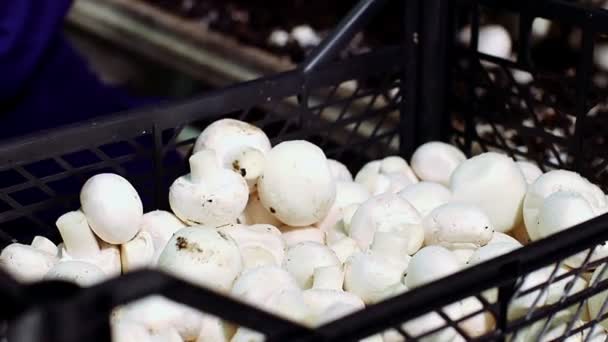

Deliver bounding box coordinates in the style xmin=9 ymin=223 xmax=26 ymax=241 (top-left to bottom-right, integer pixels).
xmin=243 ymin=194 xmax=282 ymax=227
xmin=196 ymin=315 xmax=234 ymax=342
xmin=258 ymin=140 xmax=336 ymax=226
xmin=121 ymin=230 xmax=155 ymax=272
xmin=140 ymin=210 xmax=186 ymax=263
xmin=405 ymin=246 xmax=461 ymax=288
xmin=348 ymin=193 xmax=423 ymax=253
xmin=423 ymin=202 xmax=494 ymax=264
xmin=516 ymin=161 xmax=543 ymax=184
xmin=158 ymin=226 xmax=242 ymax=292
xmin=0 ymin=243 xmax=58 ymax=282
xmin=112 ymin=319 xmax=152 ymax=342
xmin=344 ymin=232 xmax=411 ymax=304
xmin=587 ymin=264 xmax=608 ymax=329
xmin=487 ymin=232 xmax=521 ymax=245
xmin=410 ymin=142 xmax=466 ymax=186
xmin=44 ymin=260 xmax=105 ymax=287
xmin=523 ymin=170 xmax=607 ymax=241
xmin=169 ymin=149 xmax=249 ymax=226
xmin=31 ymin=236 xmax=58 ymax=256
xmin=459 ymin=297 xmax=496 ymax=338
xmin=537 ymin=191 xmax=596 ymax=241
xmin=218 ymin=224 xmax=285 ymax=268
xmin=193 ymin=118 xmax=271 ymax=192
xmin=450 ymin=152 xmax=528 ymax=233
xmin=230 ymin=328 xmax=265 ymax=342
xmin=120 ymin=295 xmax=205 ymax=341
xmin=397 ymin=182 xmax=451 ymax=218
xmin=355 ymin=156 xmax=418 ymax=195
xmin=328 ymin=159 xmax=353 ymax=182
xmin=283 ymin=242 xmax=341 ymax=289
xmin=80 ymin=173 xmax=143 ymax=244
xmin=281 ymin=225 xmax=325 ymax=247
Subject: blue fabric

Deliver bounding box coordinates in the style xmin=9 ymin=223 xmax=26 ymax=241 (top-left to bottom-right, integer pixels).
xmin=0 ymin=0 xmax=161 ymax=139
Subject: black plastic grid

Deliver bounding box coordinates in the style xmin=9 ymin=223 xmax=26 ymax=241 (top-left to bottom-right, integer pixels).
xmin=3 ymin=0 xmax=608 ymax=341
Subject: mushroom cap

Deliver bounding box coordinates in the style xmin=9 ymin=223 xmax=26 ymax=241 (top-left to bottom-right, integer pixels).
xmin=516 ymin=161 xmax=543 ymax=184
xmin=410 ymin=142 xmax=466 ymax=186
xmin=218 ymin=224 xmax=285 ymax=266
xmin=487 ymin=232 xmax=521 ymax=246
xmin=193 ymin=118 xmax=271 ymax=168
xmin=140 ymin=210 xmax=186 ymax=263
xmin=158 ymin=226 xmax=242 ymax=292
xmin=423 ymin=202 xmax=494 ymax=250
xmin=240 ymin=246 xmax=277 ymax=270
xmin=281 ymin=226 xmax=325 ymax=247
xmin=45 ymin=260 xmax=105 ymax=287
xmin=231 ymin=265 xmax=300 ymax=306
xmin=405 ymin=246 xmax=461 ymax=288
xmin=0 ymin=243 xmax=58 ymax=282
xmin=31 ymin=236 xmax=58 ymax=256
xmin=523 ymin=170 xmax=607 ymax=241
xmin=397 ymin=181 xmax=451 ymax=217
xmin=315 ymin=302 xmax=364 ymax=326
xmin=327 ymin=159 xmax=353 ymax=182
xmin=231 ymin=328 xmax=265 ymax=342
xmin=537 ymin=191 xmax=596 ymax=239
xmin=467 ymin=242 xmax=520 ymax=266
xmin=400 ymin=309 xmax=460 ymax=342
xmin=59 ymin=241 xmax=122 ymax=278
xmin=344 ymin=251 xmax=407 ymax=304
xmin=258 ymin=140 xmax=336 ymax=226
xmin=329 ymin=236 xmax=361 ymax=264
xmin=355 ymin=156 xmax=418 ymax=195
xmin=169 ymin=156 xmax=249 ymax=226
xmin=303 ymin=289 xmax=364 ymax=323
xmin=80 ymin=173 xmax=143 ymax=244
xmin=450 ymin=152 xmax=527 ymax=233
xmin=112 ymin=319 xmax=152 ymax=342
xmin=283 ymin=242 xmax=341 ymax=289
xmin=349 ymin=193 xmax=423 ymax=253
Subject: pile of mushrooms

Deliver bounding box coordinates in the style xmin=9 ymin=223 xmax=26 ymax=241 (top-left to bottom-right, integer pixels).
xmin=2 ymin=118 xmax=608 ymax=341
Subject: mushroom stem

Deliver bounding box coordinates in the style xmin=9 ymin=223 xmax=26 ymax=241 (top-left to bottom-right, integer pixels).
xmin=189 ymin=149 xmax=221 ymax=183
xmin=312 ymin=265 xmax=344 ymax=290
xmin=56 ymin=210 xmax=100 ymax=259
xmin=370 ymin=232 xmax=409 ymax=259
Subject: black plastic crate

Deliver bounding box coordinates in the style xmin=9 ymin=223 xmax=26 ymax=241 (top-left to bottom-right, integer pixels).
xmin=4 ymin=0 xmax=608 ymax=341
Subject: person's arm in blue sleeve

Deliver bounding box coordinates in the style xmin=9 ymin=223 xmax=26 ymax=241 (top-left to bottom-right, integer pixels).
xmin=0 ymin=0 xmax=163 ymax=139
xmin=0 ymin=0 xmax=73 ymax=102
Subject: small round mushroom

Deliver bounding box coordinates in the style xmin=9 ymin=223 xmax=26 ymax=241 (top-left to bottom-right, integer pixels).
xmin=523 ymin=170 xmax=607 ymax=241
xmin=516 ymin=161 xmax=543 ymax=184
xmin=281 ymin=225 xmax=325 ymax=247
xmin=397 ymin=182 xmax=451 ymax=218
xmin=348 ymin=193 xmax=423 ymax=253
xmin=344 ymin=232 xmax=411 ymax=304
xmin=355 ymin=156 xmax=418 ymax=195
xmin=405 ymin=246 xmax=461 ymax=288
xmin=327 ymin=159 xmax=353 ymax=182
xmin=450 ymin=152 xmax=528 ymax=233
xmin=218 ymin=224 xmax=285 ymax=268
xmin=44 ymin=260 xmax=105 ymax=287
xmin=140 ymin=210 xmax=186 ymax=263
xmin=537 ymin=191 xmax=596 ymax=240
xmin=121 ymin=230 xmax=155 ymax=272
xmin=193 ymin=118 xmax=271 ymax=192
xmin=158 ymin=226 xmax=243 ymax=292
xmin=422 ymin=202 xmax=494 ymax=264
xmin=80 ymin=173 xmax=143 ymax=244
xmin=169 ymin=149 xmax=249 ymax=226
xmin=410 ymin=142 xmax=466 ymax=186
xmin=283 ymin=242 xmax=341 ymax=289
xmin=0 ymin=243 xmax=58 ymax=282
xmin=258 ymin=140 xmax=336 ymax=227
xmin=30 ymin=236 xmax=58 ymax=256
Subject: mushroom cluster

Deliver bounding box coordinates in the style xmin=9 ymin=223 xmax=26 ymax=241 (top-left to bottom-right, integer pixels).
xmin=2 ymin=118 xmax=608 ymax=341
